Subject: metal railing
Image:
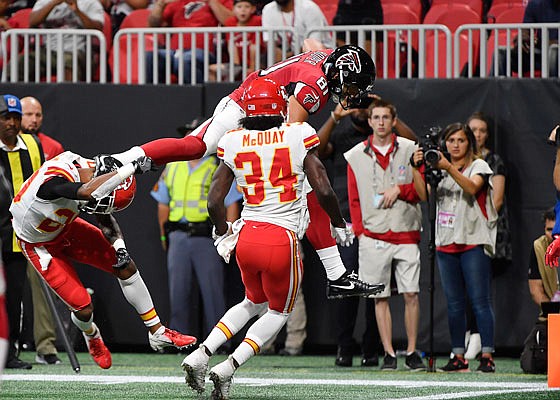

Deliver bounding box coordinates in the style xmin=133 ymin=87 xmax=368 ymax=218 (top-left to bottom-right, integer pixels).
xmin=1 ymin=28 xmax=107 ymax=83
xmin=456 ymin=22 xmax=560 ymax=78
xmin=3 ymin=23 xmax=560 ymax=84
xmin=112 ymin=26 xmax=298 ymax=84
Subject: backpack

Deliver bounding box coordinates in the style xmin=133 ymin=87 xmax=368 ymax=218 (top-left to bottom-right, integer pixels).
xmin=520 ymin=320 xmax=548 ymax=374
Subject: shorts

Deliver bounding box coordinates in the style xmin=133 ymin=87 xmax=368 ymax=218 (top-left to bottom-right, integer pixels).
xmin=358 ymin=236 xmax=420 ymax=298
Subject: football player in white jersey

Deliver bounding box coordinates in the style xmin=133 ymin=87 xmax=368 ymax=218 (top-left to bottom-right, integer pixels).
xmin=182 ymin=77 xmax=384 ymax=399
xmin=9 ymin=151 xmax=196 ymax=369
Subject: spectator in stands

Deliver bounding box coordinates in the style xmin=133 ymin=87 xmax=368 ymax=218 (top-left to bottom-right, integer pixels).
xmin=209 ymin=0 xmax=262 ymax=82
xmin=529 ymin=208 xmax=558 ymax=315
xmin=462 ymin=111 xmax=511 ymax=360
xmin=494 ymin=0 xmax=560 ymax=76
xmin=100 ymin=0 xmax=150 ymax=36
xmin=146 ymin=0 xmax=233 ymax=84
xmin=261 ymin=0 xmax=330 ymax=62
xmin=345 ymin=99 xmax=427 ymax=371
xmin=332 ymin=0 xmax=382 ymax=51
xmin=27 ymin=0 xmax=105 ymax=81
xmin=417 ymin=122 xmax=497 ymax=373
xmin=19 ymin=96 xmax=63 ymax=366
xmin=0 ymin=0 xmax=12 ymax=31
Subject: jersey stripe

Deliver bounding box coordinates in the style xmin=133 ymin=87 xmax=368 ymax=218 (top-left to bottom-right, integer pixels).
xmin=44 ymin=167 xmax=75 ymax=182
xmin=303 ymin=134 xmax=320 ymax=149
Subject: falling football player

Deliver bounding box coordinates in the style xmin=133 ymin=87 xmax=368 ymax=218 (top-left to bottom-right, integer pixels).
xmin=9 ymin=151 xmax=197 ymax=369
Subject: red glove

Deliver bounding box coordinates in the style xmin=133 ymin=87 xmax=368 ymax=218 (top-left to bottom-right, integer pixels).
xmin=545 ymin=236 xmax=560 ymax=268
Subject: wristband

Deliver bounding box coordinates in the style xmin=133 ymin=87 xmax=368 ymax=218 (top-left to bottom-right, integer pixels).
xmin=116 ymin=163 xmax=136 ymax=181
xmin=330 ymin=111 xmax=340 ymax=125
xmin=160 ymin=235 xmax=166 ymax=241
xmin=113 ymin=238 xmax=126 ymax=250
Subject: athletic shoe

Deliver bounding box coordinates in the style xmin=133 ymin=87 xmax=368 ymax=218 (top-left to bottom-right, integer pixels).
xmin=326 ymin=271 xmax=385 ymax=299
xmin=148 ymin=326 xmax=197 ymax=351
xmin=361 ymin=354 xmax=379 ymax=367
xmin=36 ymin=354 xmax=62 ymax=365
xmin=439 ymin=356 xmax=469 ymax=372
xmin=209 ymin=356 xmax=235 ymax=400
xmin=5 ymin=357 xmax=32 ymax=369
xmin=335 ymin=347 xmax=352 ymax=367
xmin=476 ymin=357 xmax=496 ymax=373
xmin=84 ymin=335 xmax=112 ymax=369
xmin=405 ymin=352 xmax=426 ymax=371
xmin=181 ymin=346 xmax=209 ymax=394
xmin=380 ymin=354 xmax=397 ymax=370
xmin=464 ymin=333 xmax=482 ymax=360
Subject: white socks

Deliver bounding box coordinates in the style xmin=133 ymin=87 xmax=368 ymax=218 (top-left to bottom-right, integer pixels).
xmin=316 ymin=245 xmax=346 ymax=280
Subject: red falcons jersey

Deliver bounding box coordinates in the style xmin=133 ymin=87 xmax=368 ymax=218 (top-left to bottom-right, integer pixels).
xmin=230 ymin=49 xmax=334 ymax=115
xmin=217 ymin=122 xmax=320 ymax=232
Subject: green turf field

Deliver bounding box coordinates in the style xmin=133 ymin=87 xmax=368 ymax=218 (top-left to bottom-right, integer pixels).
xmin=1 ymin=351 xmax=557 ymax=399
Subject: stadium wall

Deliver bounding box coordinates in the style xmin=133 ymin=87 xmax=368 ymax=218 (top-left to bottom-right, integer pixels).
xmin=3 ymin=79 xmax=556 ymax=354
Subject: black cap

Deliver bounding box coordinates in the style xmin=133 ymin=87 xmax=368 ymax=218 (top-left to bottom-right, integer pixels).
xmin=176 ymin=117 xmax=205 ymax=136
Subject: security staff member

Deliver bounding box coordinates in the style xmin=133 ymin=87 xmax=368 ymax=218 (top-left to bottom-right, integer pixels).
xmin=0 ymin=94 xmax=44 ymax=369
xmin=151 ymin=155 xmax=226 ymax=340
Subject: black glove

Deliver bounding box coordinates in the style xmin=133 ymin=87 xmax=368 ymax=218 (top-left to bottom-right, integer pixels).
xmin=113 ymin=248 xmax=131 ymax=269
xmin=132 ymin=156 xmax=156 ymax=174
xmin=94 ymin=154 xmax=123 ymax=177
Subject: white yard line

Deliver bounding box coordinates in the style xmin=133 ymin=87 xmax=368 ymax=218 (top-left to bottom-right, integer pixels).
xmin=387 ymin=387 xmax=552 ymax=400
xmin=2 ymin=374 xmax=551 ymax=391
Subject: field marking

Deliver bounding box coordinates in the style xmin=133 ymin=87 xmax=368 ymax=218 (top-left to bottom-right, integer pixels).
xmin=387 ymin=387 xmax=551 ymax=400
xmin=3 ymin=374 xmax=551 ymax=391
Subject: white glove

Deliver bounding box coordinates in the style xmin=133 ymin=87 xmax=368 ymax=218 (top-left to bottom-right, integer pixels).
xmin=331 ymin=222 xmax=354 ymax=247
xmin=296 ymin=206 xmax=310 ymax=240
xmin=212 ymin=221 xmax=233 ymax=247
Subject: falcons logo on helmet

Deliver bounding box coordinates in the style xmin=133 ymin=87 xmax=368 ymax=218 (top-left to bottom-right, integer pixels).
xmin=335 ymin=49 xmax=362 ymax=73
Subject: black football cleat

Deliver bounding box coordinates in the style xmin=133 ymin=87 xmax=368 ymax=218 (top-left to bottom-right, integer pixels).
xmin=326 ymin=271 xmax=385 ymax=299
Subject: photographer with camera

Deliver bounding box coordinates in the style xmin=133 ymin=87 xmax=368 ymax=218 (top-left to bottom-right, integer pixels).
xmin=344 ymin=99 xmax=427 ymax=371
xmin=416 ymin=122 xmax=498 ymax=373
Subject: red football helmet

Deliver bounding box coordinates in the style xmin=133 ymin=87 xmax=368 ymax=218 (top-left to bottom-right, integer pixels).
xmin=242 ymin=77 xmax=288 ymax=119
xmin=81 ymin=176 xmax=137 ymax=214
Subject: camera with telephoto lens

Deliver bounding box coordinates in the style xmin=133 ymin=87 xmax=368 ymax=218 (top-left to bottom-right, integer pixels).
xmin=419 ymin=126 xmax=443 ymax=167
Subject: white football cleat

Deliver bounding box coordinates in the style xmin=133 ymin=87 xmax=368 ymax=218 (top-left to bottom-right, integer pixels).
xmin=209 ymin=356 xmax=236 ymax=400
xmin=181 ymin=346 xmax=209 ymax=394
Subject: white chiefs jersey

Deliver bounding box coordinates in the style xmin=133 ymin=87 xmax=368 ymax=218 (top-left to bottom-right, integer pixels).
xmin=10 ymin=151 xmax=93 ymax=244
xmin=217 ymin=122 xmax=319 ymax=232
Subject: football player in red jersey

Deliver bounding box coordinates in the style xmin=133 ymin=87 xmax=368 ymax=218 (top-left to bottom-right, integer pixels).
xmin=9 ymin=151 xmax=197 ymax=369
xmin=97 ymin=44 xmax=378 ymax=298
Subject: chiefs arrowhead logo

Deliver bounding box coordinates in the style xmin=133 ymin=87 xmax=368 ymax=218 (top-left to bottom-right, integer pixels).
xmin=335 ymin=49 xmax=362 ymax=73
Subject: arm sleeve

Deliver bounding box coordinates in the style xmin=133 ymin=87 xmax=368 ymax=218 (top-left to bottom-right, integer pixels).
xmin=37 ymin=176 xmax=83 ymax=200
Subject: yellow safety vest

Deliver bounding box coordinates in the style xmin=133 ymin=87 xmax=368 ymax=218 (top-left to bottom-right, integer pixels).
xmin=7 ymin=133 xmax=43 ymax=251
xmin=164 ymin=157 xmax=218 ymax=223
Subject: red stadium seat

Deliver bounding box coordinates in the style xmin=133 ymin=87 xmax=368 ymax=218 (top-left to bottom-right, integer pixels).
xmin=423 ymin=3 xmax=482 ymax=33
xmin=313 ymin=0 xmax=338 ymax=25
xmin=382 ymin=3 xmax=421 ymax=25
xmin=119 ymin=9 xmax=151 ymax=29
xmin=109 ymin=10 xmax=154 ymax=84
xmin=486 ymin=3 xmax=526 ymax=23
xmin=380 ymin=0 xmax=422 ymax=19
xmin=429 ymin=0 xmax=483 ymax=17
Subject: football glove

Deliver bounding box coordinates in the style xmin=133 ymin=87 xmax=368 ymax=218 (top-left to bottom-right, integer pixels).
xmin=113 ymin=248 xmax=131 ymax=269
xmin=132 ymin=156 xmax=155 ymax=174
xmin=331 ymin=221 xmax=354 ymax=247
xmin=546 ymin=236 xmax=560 ymax=268
xmin=94 ymin=154 xmax=122 ymax=177
xmin=212 ymin=221 xmax=233 ymax=247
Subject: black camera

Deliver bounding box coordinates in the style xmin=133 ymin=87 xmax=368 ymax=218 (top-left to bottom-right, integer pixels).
xmin=419 ymin=127 xmax=443 ymax=167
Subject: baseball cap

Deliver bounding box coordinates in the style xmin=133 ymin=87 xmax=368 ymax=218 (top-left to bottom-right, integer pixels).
xmin=0 ymin=94 xmax=22 ymax=116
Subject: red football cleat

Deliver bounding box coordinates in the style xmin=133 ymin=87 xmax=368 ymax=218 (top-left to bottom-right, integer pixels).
xmin=149 ymin=326 xmax=197 ymax=351
xmin=87 ymin=337 xmax=112 ymax=369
